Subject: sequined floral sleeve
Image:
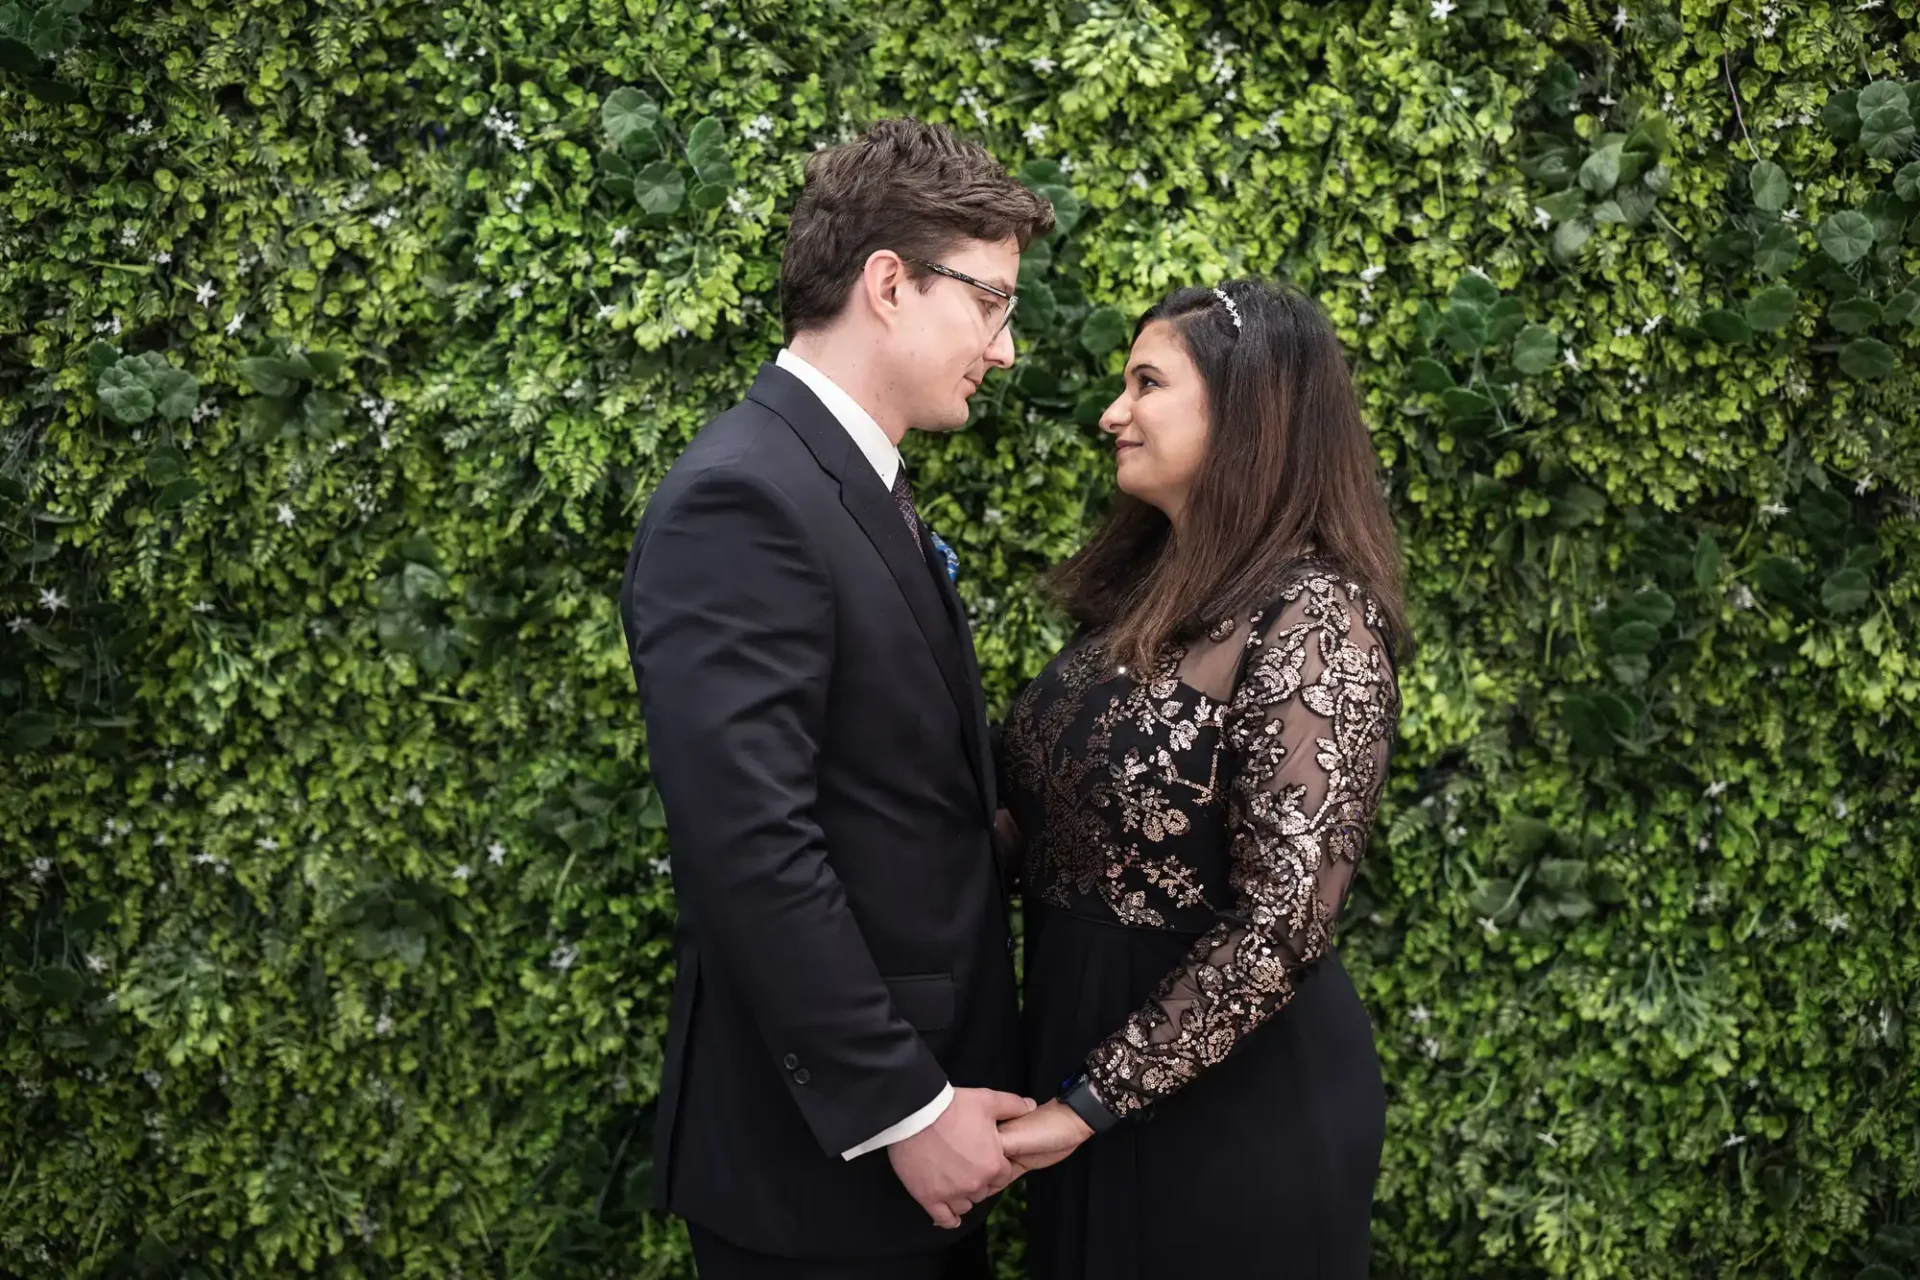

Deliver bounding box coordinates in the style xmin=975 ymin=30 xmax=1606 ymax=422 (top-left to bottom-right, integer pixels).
xmin=1083 ymin=574 xmax=1400 ymax=1116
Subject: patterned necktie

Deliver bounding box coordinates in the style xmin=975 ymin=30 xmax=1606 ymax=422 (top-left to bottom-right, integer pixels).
xmin=889 ymin=467 xmax=921 ymax=547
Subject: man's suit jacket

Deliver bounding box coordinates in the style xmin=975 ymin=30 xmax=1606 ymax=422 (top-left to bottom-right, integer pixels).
xmin=620 ymin=362 xmax=1021 ymax=1259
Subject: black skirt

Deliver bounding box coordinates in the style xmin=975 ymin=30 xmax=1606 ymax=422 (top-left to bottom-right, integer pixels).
xmin=1020 ymin=902 xmax=1387 ymax=1279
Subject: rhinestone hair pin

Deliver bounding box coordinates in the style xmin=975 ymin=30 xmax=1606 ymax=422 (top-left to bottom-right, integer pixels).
xmin=1212 ymin=286 xmax=1242 ymax=330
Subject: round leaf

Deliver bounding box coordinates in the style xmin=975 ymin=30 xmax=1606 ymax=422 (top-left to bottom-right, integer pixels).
xmin=1079 ymin=306 xmax=1128 ymax=356
xmin=1896 ymin=162 xmax=1920 ymax=203
xmin=96 ymin=365 xmax=155 ymax=424
xmin=1748 ymin=161 xmax=1791 ymax=212
xmin=635 ymin=161 xmax=685 ymax=217
xmin=1743 ymin=286 xmax=1797 ymax=333
xmin=1838 ymin=337 xmax=1895 ymax=380
xmin=601 ymin=89 xmax=661 ymax=149
xmin=1822 ymin=90 xmax=1861 ymax=141
xmin=1408 ymin=357 xmax=1455 ymax=392
xmin=1694 ymin=533 xmax=1721 ymax=588
xmin=1826 ymin=297 xmax=1882 ymax=334
xmin=1578 ymin=145 xmax=1621 ymax=195
xmin=1512 ymin=324 xmax=1558 ymax=374
xmin=1550 ymin=219 xmax=1591 ymax=262
xmin=1857 ymin=82 xmax=1912 ymax=120
xmin=688 ymin=181 xmax=729 ymax=211
xmin=1753 ymin=224 xmax=1800 ymax=278
xmin=1700 ymin=309 xmax=1752 ymax=345
xmin=1817 ymin=211 xmax=1875 ymax=265
xmin=1439 ymin=300 xmax=1489 ymax=354
xmin=1820 ymin=568 xmax=1872 ymax=615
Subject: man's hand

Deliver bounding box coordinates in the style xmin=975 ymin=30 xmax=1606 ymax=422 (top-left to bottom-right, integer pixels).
xmin=888 ymin=1088 xmax=1035 ymax=1228
xmin=997 ymin=1098 xmax=1095 ymax=1176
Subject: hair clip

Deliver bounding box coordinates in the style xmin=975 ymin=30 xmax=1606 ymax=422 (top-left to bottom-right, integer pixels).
xmin=1212 ymin=286 xmax=1242 ymax=330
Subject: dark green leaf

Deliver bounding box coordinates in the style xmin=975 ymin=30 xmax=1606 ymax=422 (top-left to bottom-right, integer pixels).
xmin=634 ymin=161 xmax=685 ymax=217
xmin=1883 ymin=288 xmax=1920 ymax=326
xmin=1540 ymin=60 xmax=1577 ymax=116
xmin=1699 ymin=309 xmax=1751 ymax=345
xmin=1485 ymin=297 xmax=1526 ymax=343
xmin=1838 ymin=337 xmax=1895 ymax=380
xmin=1609 ymin=620 xmax=1660 ymax=654
xmin=1439 ymin=300 xmax=1489 ymax=354
xmin=154 ymin=478 xmax=203 ymax=510
xmin=1744 ymin=286 xmax=1797 ymax=333
xmin=1578 ymin=144 xmax=1621 ymax=195
xmin=8 ymin=710 xmax=54 ymax=750
xmin=1079 ymin=306 xmax=1128 ymax=356
xmin=1896 ymin=162 xmax=1920 ymax=203
xmin=688 ymin=181 xmax=729 ymax=211
xmin=0 ymin=35 xmax=38 ymax=72
xmin=1817 ymin=211 xmax=1875 ymax=265
xmin=1449 ymin=275 xmax=1502 ymax=309
xmin=235 ymin=358 xmax=298 ymax=398
xmin=1826 ymin=297 xmax=1882 ymax=334
xmin=1441 ymin=388 xmax=1497 ymax=421
xmin=1753 ymin=224 xmax=1800 ymax=278
xmin=1694 ymin=533 xmax=1721 ymax=588
xmin=86 ymin=341 xmax=119 ymax=378
xmin=146 ymin=446 xmax=188 ymax=484
xmin=1822 ymin=90 xmax=1861 ymax=141
xmin=601 ymin=88 xmax=661 ymax=149
xmin=1751 ymin=555 xmax=1804 ymax=600
xmin=685 ymin=116 xmax=731 ymax=185
xmin=1551 ymin=219 xmax=1592 ymax=262
xmin=1748 ymin=161 xmax=1791 ymax=212
xmin=1820 ymin=569 xmax=1872 ymax=615
xmin=1512 ymin=325 xmax=1558 ymax=374
xmin=1408 ymin=357 xmax=1455 ymax=392
xmin=96 ymin=365 xmax=155 ymax=424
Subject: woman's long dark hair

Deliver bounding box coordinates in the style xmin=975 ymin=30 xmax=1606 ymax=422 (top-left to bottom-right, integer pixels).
xmin=1046 ymin=278 xmax=1410 ymax=671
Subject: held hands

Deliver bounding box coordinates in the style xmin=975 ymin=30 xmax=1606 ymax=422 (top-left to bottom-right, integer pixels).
xmin=888 ymin=1087 xmax=1034 ymax=1229
xmin=996 ymin=1098 xmax=1094 ymax=1176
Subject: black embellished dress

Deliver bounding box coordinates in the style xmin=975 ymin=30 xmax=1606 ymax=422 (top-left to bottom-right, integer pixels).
xmin=1000 ymin=564 xmax=1401 ymax=1278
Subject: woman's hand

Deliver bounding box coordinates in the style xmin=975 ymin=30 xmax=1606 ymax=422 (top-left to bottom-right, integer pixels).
xmin=992 ymin=807 xmax=1024 ymax=889
xmin=997 ymin=1098 xmax=1095 ymax=1175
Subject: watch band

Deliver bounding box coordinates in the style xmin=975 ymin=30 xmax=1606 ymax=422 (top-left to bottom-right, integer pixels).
xmin=1058 ymin=1073 xmax=1122 ymax=1135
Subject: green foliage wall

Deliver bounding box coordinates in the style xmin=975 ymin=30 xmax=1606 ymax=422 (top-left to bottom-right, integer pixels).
xmin=4 ymin=0 xmax=1919 ymax=1275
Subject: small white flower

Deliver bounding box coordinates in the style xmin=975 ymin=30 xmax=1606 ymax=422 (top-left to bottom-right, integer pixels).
xmin=1831 ymin=797 xmax=1848 ymax=820
xmin=596 ymin=303 xmax=616 ymax=321
xmin=1533 ymin=206 xmax=1553 ymax=229
xmin=1023 ymin=121 xmax=1048 ymax=145
xmin=39 ymin=587 xmax=67 ymax=614
xmin=1410 ymin=1003 xmax=1431 ymax=1023
xmin=1562 ymin=349 xmax=1581 ymax=372
xmin=1614 ymin=325 xmax=1631 ymax=337
xmin=1758 ymin=501 xmax=1790 ymax=520
xmin=257 ymin=836 xmax=280 ymax=851
xmin=1781 ymin=208 xmax=1800 ymax=222
xmin=345 ymin=126 xmax=366 ymax=148
xmin=1641 ymin=313 xmax=1664 ymax=334
xmin=1729 ymin=583 xmax=1756 ymax=610
xmin=550 ymin=942 xmax=579 ymax=971
xmin=487 ymin=840 xmax=507 ymax=865
xmin=507 ymin=283 xmax=524 ymax=300
xmin=374 ymin=1013 xmax=394 ymax=1036
xmin=1128 ymin=169 xmax=1149 ymax=190
xmin=1360 ymin=262 xmax=1386 ymax=284
xmin=1855 ymin=474 xmax=1874 ymax=496
xmin=275 ymin=503 xmax=295 ymax=527
xmin=404 ymin=784 xmax=425 ymax=806
xmin=1612 ymin=5 xmax=1626 ymax=30
xmin=1478 ymin=915 xmax=1500 ymax=937
xmin=1421 ymin=1035 xmax=1442 ymax=1058
xmin=143 ymin=1069 xmax=164 ymax=1088
xmin=1030 ymin=55 xmax=1056 ymax=74
xmin=152 ymin=250 xmax=172 ymax=265
xmin=1599 ymin=92 xmax=1617 ymax=107
xmin=1705 ymin=780 xmax=1729 ymax=798
xmin=6 ymin=616 xmax=25 ymax=633
xmin=611 ymin=225 xmax=630 ymax=247
xmin=194 ymin=280 xmax=217 ymax=306
xmin=452 ymin=863 xmax=471 ymax=881
xmin=1723 ymin=1133 xmax=1747 ymax=1148
xmin=29 ymin=856 xmax=51 ymax=882
xmin=1430 ymin=0 xmax=1456 ymax=19
xmin=1357 ymin=310 xmax=1374 ymax=326
xmin=1536 ymin=1131 xmax=1559 ymax=1147
xmin=225 ymin=311 xmax=244 ymax=336
xmin=85 ymin=952 xmax=107 ymax=973
xmin=1823 ymin=911 xmax=1849 ymax=934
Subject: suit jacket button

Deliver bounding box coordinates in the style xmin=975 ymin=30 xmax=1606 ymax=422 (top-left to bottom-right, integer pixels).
xmin=782 ymin=1053 xmax=799 ymax=1071
xmin=793 ymin=1068 xmax=811 ymax=1085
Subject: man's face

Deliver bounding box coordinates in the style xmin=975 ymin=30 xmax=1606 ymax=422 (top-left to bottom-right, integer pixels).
xmin=885 ymin=236 xmax=1021 ymax=432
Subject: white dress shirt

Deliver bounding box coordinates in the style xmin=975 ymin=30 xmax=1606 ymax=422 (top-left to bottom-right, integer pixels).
xmin=773 ymin=346 xmax=956 ymax=1161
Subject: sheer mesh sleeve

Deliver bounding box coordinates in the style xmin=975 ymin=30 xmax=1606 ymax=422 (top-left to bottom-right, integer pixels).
xmin=1084 ymin=571 xmax=1400 ymax=1116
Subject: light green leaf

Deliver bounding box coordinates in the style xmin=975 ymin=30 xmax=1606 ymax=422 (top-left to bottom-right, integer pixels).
xmin=635 ymin=161 xmax=685 ymax=216
xmin=1079 ymin=306 xmax=1128 ymax=355
xmin=1512 ymin=325 xmax=1558 ymax=374
xmin=1748 ymin=161 xmax=1791 ymax=212
xmin=1743 ymin=286 xmax=1797 ymax=333
xmin=1578 ymin=144 xmax=1621 ymax=195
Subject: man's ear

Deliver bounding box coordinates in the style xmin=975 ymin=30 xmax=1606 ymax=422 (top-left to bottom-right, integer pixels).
xmin=860 ymin=250 xmax=906 ymax=326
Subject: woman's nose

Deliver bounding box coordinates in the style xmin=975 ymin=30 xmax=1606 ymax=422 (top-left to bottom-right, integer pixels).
xmin=1098 ymin=397 xmax=1129 ymax=433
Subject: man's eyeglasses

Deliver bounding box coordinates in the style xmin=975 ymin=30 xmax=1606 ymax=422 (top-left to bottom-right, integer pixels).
xmin=908 ymin=258 xmax=1018 ymax=338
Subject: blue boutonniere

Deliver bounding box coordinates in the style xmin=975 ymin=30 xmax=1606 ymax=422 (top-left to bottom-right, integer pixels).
xmin=927 ymin=528 xmax=959 ymax=583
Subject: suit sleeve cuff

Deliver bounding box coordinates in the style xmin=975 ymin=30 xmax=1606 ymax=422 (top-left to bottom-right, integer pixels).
xmin=839 ymin=1082 xmax=954 ymax=1161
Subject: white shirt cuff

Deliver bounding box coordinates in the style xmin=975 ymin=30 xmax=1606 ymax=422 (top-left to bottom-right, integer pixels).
xmin=839 ymin=1082 xmax=954 ymax=1161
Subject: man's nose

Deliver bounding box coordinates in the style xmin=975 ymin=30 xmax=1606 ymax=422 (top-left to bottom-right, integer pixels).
xmin=985 ymin=322 xmax=1016 ymax=368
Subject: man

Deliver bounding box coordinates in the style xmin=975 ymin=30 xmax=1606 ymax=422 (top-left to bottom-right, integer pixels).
xmin=620 ymin=118 xmax=1056 ymax=1278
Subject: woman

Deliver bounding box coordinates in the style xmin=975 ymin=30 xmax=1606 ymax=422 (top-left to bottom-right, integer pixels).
xmin=994 ymin=279 xmax=1409 ymax=1277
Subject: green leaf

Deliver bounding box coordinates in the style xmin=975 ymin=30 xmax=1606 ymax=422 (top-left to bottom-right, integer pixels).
xmin=1578 ymin=144 xmax=1621 ymax=195
xmin=1449 ymin=275 xmax=1502 ymax=309
xmin=1744 ymin=286 xmax=1797 ymax=332
xmin=1816 ymin=211 xmax=1875 ymax=265
xmin=145 ymin=446 xmax=188 ymax=484
xmin=1408 ymin=357 xmax=1455 ymax=392
xmin=1820 ymin=569 xmax=1872 ymax=615
xmin=235 ymin=357 xmax=300 ymax=397
xmin=8 ymin=709 xmax=55 ymax=750
xmin=1753 ymin=224 xmax=1800 ymax=278
xmin=154 ymin=478 xmax=203 ymax=510
xmin=152 ymin=369 xmax=199 ymax=422
xmin=1609 ymin=620 xmax=1660 ymax=654
xmin=1838 ymin=337 xmax=1895 ymax=380
xmin=1857 ymin=81 xmax=1911 ymax=120
xmin=96 ymin=365 xmax=155 ymax=424
xmin=1079 ymin=305 xmax=1128 ymax=356
xmin=1540 ymin=60 xmax=1577 ymax=116
xmin=685 ymin=116 xmax=732 ymax=185
xmin=1694 ymin=533 xmax=1721 ymax=588
xmin=1484 ymin=297 xmax=1526 ymax=344
xmin=1512 ymin=325 xmax=1558 ymax=374
xmin=634 ymin=161 xmax=685 ymax=217
xmin=1822 ymin=90 xmax=1861 ymax=141
xmin=1860 ymin=107 xmax=1916 ymax=161
xmin=1826 ymin=297 xmax=1882 ymax=334
xmin=304 ymin=350 xmax=346 ymax=379
xmin=1883 ymin=288 xmax=1920 ymax=326
xmin=1550 ymin=219 xmax=1591 ymax=262
xmin=601 ymin=88 xmax=661 ymax=150
xmin=1750 ymin=555 xmax=1804 ymax=600
xmin=1439 ymin=300 xmax=1489 ymax=354
xmin=1441 ymin=388 xmax=1497 ymax=421
xmin=1748 ymin=161 xmax=1791 ymax=212
xmin=688 ymin=181 xmax=729 ymax=211
xmin=1896 ymin=162 xmax=1920 ymax=203
xmin=0 ymin=36 xmax=38 ymax=73
xmin=1700 ymin=309 xmax=1752 ymax=345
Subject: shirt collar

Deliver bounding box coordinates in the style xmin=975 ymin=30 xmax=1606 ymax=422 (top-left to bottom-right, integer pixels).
xmin=775 ymin=348 xmax=900 ymax=488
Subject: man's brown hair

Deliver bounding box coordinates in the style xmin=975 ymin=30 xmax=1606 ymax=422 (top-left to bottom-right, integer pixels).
xmin=779 ymin=117 xmax=1056 ymax=341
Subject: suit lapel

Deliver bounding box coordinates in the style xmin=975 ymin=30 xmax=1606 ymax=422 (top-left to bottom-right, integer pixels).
xmin=924 ymin=528 xmax=996 ymax=818
xmin=747 ymin=364 xmax=990 ymax=812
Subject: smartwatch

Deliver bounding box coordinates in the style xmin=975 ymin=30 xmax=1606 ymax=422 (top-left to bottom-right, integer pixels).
xmin=1057 ymin=1071 xmax=1121 ymax=1135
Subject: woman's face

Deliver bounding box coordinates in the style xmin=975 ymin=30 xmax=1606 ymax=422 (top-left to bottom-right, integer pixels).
xmin=1099 ymin=319 xmax=1211 ymax=523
